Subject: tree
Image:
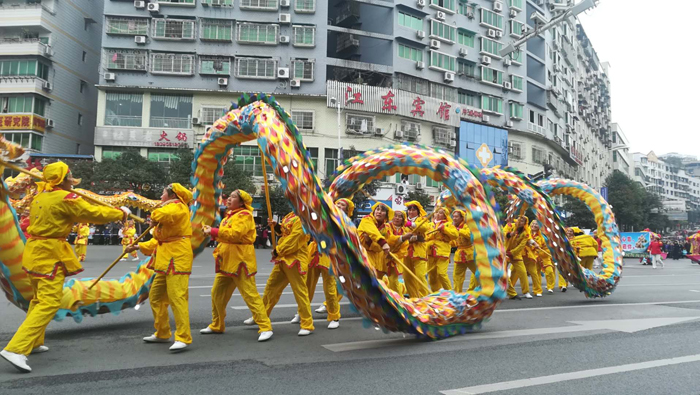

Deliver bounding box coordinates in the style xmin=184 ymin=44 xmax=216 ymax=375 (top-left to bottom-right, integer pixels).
xmin=90 ymin=150 xmax=168 ymax=199
xmin=259 ymin=185 xmax=292 ymax=220
xmin=68 ymin=159 xmax=97 ymax=191
xmin=561 ymin=196 xmax=597 ymax=229
xmin=406 ymin=188 xmax=431 ymax=210
xmin=350 ymin=179 xmax=380 ymax=219
xmin=604 ymin=170 xmax=669 ymax=232
xmin=166 ymin=148 xmax=195 ymax=188
xmin=219 ymin=159 xmax=256 ymax=196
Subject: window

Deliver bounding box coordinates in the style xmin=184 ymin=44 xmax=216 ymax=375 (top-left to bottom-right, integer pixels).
xmin=79 ymin=80 xmax=87 ymax=93
xmin=394 ymin=73 xmax=429 ymax=96
xmin=292 ymin=59 xmax=314 ymax=81
xmin=236 ymin=57 xmax=277 ymax=79
xmin=480 ymin=37 xmax=503 ymax=58
xmin=34 ymin=98 xmax=46 ymax=116
xmin=398 ymin=11 xmax=423 ymax=30
xmin=105 ymin=93 xmax=143 ymax=127
xmin=291 ymin=110 xmax=314 ymax=130
xmin=31 ymin=134 xmax=43 ymax=151
xmin=201 ymin=106 xmax=228 ymax=125
xmin=82 ymin=51 xmax=87 ymax=62
xmin=430 ymin=0 xmax=455 ymax=12
xmin=105 ymin=49 xmax=147 ymax=71
xmin=202 ymin=0 xmax=233 ymax=5
xmin=4 ymin=97 xmax=33 ymax=113
xmin=457 ymin=61 xmax=476 ymax=77
xmin=481 ymin=96 xmax=503 ymax=114
xmin=201 ymin=19 xmax=233 ymax=41
xmin=106 ymin=17 xmax=149 ymax=35
xmin=458 ymin=2 xmax=473 ymax=16
xmin=509 ymin=0 xmax=522 ymax=11
xmin=78 ymin=113 xmax=83 ymax=125
xmin=510 ymin=102 xmax=523 ymax=119
xmin=481 ymin=66 xmax=503 ymax=85
xmin=200 ymin=57 xmax=230 ymax=75
xmin=295 ymin=0 xmax=315 ymax=13
xmin=429 ymin=50 xmax=456 ymax=72
xmin=398 ymin=44 xmax=423 ymax=62
xmin=346 ymin=113 xmax=374 ymax=134
xmin=150 ymin=53 xmax=194 ymax=75
xmin=425 ymin=177 xmax=440 ymax=188
xmin=430 ymin=20 xmax=456 ymax=42
xmin=511 ymin=49 xmax=523 ymax=64
xmin=430 ymin=81 xmax=456 ymax=101
xmin=240 ymin=0 xmax=278 ymax=10
xmin=511 ymin=75 xmax=523 ymax=91
xmin=395 ymin=173 xmax=422 ymax=186
xmin=2 ymin=133 xmax=30 ymax=148
xmin=433 ymin=126 xmax=451 ymax=145
xmin=458 ymin=91 xmax=478 ymax=107
xmin=231 ymin=145 xmax=273 ymax=177
xmin=480 ymin=9 xmax=503 ymax=30
xmin=156 ymin=0 xmax=195 ymax=4
xmin=510 ymin=20 xmax=524 ymax=37
xmin=292 ymin=25 xmax=315 ymax=47
xmin=532 ymin=147 xmax=545 ymax=164
xmin=149 ymin=94 xmax=192 ymax=128
xmin=458 ymin=29 xmax=475 ymax=47
xmin=153 ymin=19 xmax=195 ymax=40
xmin=307 ymin=147 xmax=319 ymax=169
xmin=148 ymin=148 xmax=179 ymax=162
xmin=0 ymin=60 xmax=49 ymax=79
xmin=325 ymin=148 xmax=339 ymax=176
xmin=238 ymin=23 xmax=279 ymax=45
xmin=510 ymin=142 xmax=523 ymax=159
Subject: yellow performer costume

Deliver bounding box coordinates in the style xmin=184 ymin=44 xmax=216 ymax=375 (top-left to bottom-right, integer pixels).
xmin=404 ymin=201 xmax=432 ymax=298
xmin=523 ymin=226 xmax=544 ymax=297
xmin=202 ymin=190 xmax=273 ymax=341
xmin=73 ymin=223 xmax=90 ymax=262
xmin=452 ymin=210 xmax=478 ymax=293
xmin=261 ymin=212 xmax=315 ymax=335
xmin=121 ymin=221 xmax=138 ymax=261
xmin=136 ymin=183 xmax=193 ymax=351
xmin=570 ymin=227 xmax=598 ymax=270
xmin=530 ymin=221 xmax=557 ymax=293
xmin=1 ymin=162 xmax=127 ymax=373
xmin=388 ymin=211 xmax=411 ymax=295
xmin=426 ymin=207 xmax=458 ymax=292
xmin=358 ymin=203 xmax=398 ymax=290
xmin=505 ymin=216 xmax=533 ymax=299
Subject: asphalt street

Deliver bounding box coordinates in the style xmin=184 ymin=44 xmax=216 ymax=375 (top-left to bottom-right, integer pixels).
xmin=1 ymin=246 xmax=700 ymax=394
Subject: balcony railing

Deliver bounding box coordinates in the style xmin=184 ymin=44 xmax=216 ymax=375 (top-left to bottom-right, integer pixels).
xmin=0 ymin=76 xmax=46 ymax=93
xmin=149 ymin=117 xmax=191 ymax=129
xmin=0 ymin=38 xmax=51 ymax=57
xmin=104 ymin=115 xmax=142 ymax=127
xmin=0 ymin=3 xmax=52 ymax=27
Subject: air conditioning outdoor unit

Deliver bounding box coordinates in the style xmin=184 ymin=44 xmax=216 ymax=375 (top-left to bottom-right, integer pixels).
xmin=395 ymin=130 xmax=404 ymax=139
xmin=504 ymin=58 xmax=512 ymax=66
xmin=104 ymin=73 xmax=116 ymax=81
xmin=449 ymin=140 xmax=456 ymax=147
xmin=395 ymin=184 xmax=407 ymax=195
xmin=217 ymin=77 xmax=228 ymax=86
xmin=444 ymin=72 xmax=455 ymax=82
xmin=510 ymin=9 xmax=517 ymax=17
xmin=134 ymin=1 xmax=145 ymax=9
xmin=147 ymin=3 xmax=159 ymax=13
xmin=494 ymin=1 xmax=503 ymax=12
xmin=135 ymin=36 xmax=146 ymax=44
xmin=277 ymin=67 xmax=290 ymax=79
xmin=436 ymin=11 xmax=446 ymax=21
xmin=482 ymin=115 xmax=490 ymax=123
xmin=417 ymin=30 xmax=425 ymax=39
xmin=416 ymin=0 xmax=426 ymax=7
xmin=192 ymin=117 xmax=201 ymax=125
xmin=458 ymin=48 xmax=468 ymax=57
xmin=374 ymin=128 xmax=384 ymax=136
xmin=42 ymin=81 xmax=52 ymax=91
xmin=279 ymin=35 xmax=290 ymax=43
xmin=43 ymin=46 xmax=54 ymax=57
xmin=415 ymin=183 xmax=423 ymax=190
xmin=280 ymin=0 xmax=291 ymax=7
xmin=290 ymin=79 xmax=301 ymax=87
xmin=496 ymin=30 xmax=503 ymax=38
xmin=506 ymin=121 xmax=514 ymax=127
xmin=467 ymin=11 xmax=474 ymax=19
xmin=481 ymin=55 xmax=491 ymax=64
xmin=279 ymin=13 xmax=291 ymax=24
xmin=430 ymin=39 xmax=440 ymax=49
xmin=503 ymin=81 xmax=512 ymax=90
xmin=46 ymin=119 xmax=55 ymax=128
xmin=415 ymin=61 xmax=425 ymax=70
xmin=267 ymin=174 xmax=275 ymax=182
xmin=487 ymin=29 xmax=496 ymax=38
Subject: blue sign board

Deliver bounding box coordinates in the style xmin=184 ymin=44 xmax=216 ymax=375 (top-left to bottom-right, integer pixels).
xmin=457 ymin=121 xmax=508 ymax=168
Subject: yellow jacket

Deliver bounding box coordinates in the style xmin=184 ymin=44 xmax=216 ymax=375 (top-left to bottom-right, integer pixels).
xmin=139 ymin=201 xmax=193 ymax=275
xmin=532 ymin=231 xmax=553 ymax=267
xmin=212 ymin=208 xmax=256 ymax=276
xmin=24 ymin=189 xmax=124 ymax=278
xmin=273 ymin=213 xmax=309 ymax=274
xmin=453 ymin=224 xmax=475 ymax=264
xmin=503 ymin=222 xmax=530 ymax=262
xmin=427 ymin=219 xmax=459 ymax=259
xmin=573 ymin=234 xmax=598 ymax=257
xmin=405 ymin=216 xmax=432 ymax=261
xmin=308 ymin=240 xmax=331 ymax=270
xmin=358 ymin=214 xmax=394 ymax=272
xmin=388 ymin=223 xmax=410 ymax=260
xmin=121 ymin=225 xmax=136 ymax=245
xmin=75 ymin=224 xmax=90 ymax=246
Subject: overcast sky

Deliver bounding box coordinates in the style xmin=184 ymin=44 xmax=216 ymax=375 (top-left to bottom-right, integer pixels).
xmin=577 ymin=1 xmax=699 ymax=158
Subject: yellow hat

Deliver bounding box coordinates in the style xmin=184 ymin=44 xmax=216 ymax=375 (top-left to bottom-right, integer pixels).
xmin=36 ymin=162 xmax=68 ymax=193
xmin=404 ymin=200 xmax=427 ymax=217
xmin=237 ymin=189 xmax=253 ymax=211
xmin=169 ymin=183 xmax=193 ymax=205
xmin=452 ymin=209 xmax=466 ymax=221
xmin=335 ymin=198 xmax=355 ymax=217
xmin=371 ymin=202 xmax=393 ymax=221
xmin=434 ymin=206 xmax=451 ymax=218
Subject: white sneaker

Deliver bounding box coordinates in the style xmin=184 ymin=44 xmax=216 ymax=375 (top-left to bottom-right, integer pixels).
xmin=200 ymin=327 xmax=221 ymax=335
xmin=120 ymin=258 xmax=127 ymax=261
xmin=31 ymin=345 xmax=49 ymax=354
xmin=0 ymin=350 xmax=31 ymax=373
xmin=257 ymin=331 xmax=273 ymax=342
xmin=315 ymin=305 xmax=327 ymax=314
xmin=169 ymin=341 xmax=188 ymax=352
xmin=547 ymin=289 xmax=554 ymax=294
xmin=328 ymin=320 xmax=340 ymax=329
xmin=143 ymin=335 xmax=170 ymax=343
xmin=536 ymin=293 xmax=542 ymax=297
xmin=132 ymin=257 xmax=140 ymax=261
xmin=290 ymin=314 xmax=300 ymax=324
xmin=523 ymin=293 xmax=533 ymax=299
xmin=243 ymin=317 xmax=255 ymax=325
xmin=298 ymin=329 xmax=313 ymax=336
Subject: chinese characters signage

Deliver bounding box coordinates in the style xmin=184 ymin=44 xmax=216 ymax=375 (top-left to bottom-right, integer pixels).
xmin=0 ymin=114 xmax=46 ymax=133
xmin=619 ymin=232 xmax=651 ymax=255
xmin=94 ymin=127 xmax=194 ymax=148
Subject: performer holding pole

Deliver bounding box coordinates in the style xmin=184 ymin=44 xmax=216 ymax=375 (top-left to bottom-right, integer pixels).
xmin=73 ymin=223 xmax=90 ymax=262
xmin=1 ymin=162 xmax=130 ymax=373
xmin=403 ymin=201 xmax=432 ymax=298
xmin=120 ymin=220 xmax=140 ymax=261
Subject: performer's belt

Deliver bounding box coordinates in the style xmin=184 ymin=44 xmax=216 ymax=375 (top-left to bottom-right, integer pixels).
xmin=28 ymin=235 xmax=67 ymax=241
xmin=157 ymin=235 xmax=191 ymax=246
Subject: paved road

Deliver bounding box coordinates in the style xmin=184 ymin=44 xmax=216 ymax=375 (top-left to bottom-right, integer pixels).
xmin=1 ymin=246 xmax=699 ymax=394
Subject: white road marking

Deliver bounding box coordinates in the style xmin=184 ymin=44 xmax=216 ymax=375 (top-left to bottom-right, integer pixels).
xmin=689 ymin=290 xmax=700 ymax=293
xmin=201 ymin=290 xmax=325 ymax=297
xmin=231 ymin=302 xmax=352 ymax=310
xmin=440 ymin=353 xmax=700 ymax=394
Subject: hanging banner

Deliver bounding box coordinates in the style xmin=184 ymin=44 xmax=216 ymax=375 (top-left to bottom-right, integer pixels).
xmin=620 ymin=232 xmax=651 ymax=256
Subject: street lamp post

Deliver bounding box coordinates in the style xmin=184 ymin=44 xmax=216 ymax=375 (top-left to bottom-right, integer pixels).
xmin=330 ymin=97 xmax=342 ymax=162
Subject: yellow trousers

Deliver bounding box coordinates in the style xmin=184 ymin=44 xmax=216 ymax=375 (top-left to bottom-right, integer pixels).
xmin=149 ymin=273 xmax=192 ymax=344
xmin=209 ymin=273 xmax=271 ymax=333
xmin=580 ymin=256 xmax=595 ymax=270
xmin=427 ymin=256 xmax=452 ymax=292
xmin=75 ymin=244 xmax=87 ymax=261
xmin=524 ymin=258 xmax=543 ymax=295
xmin=262 ymin=264 xmax=314 ymax=331
xmin=507 ymin=259 xmax=529 ymax=297
xmin=5 ymin=272 xmax=65 ymax=355
xmin=379 ymin=272 xmax=401 ymax=294
xmin=122 ymin=245 xmax=138 ymax=259
xmin=306 ymin=267 xmax=341 ymax=321
xmin=453 ymin=261 xmax=478 ymax=293
xmin=557 ymin=265 xmax=568 ymax=289
xmin=403 ymin=259 xmax=429 ymax=298
xmin=543 ymin=265 xmax=556 ymax=291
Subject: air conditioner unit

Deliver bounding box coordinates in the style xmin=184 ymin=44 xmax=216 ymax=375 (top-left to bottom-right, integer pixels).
xmin=46 ymin=118 xmax=55 ymax=128
xmin=104 ymin=72 xmax=116 ymax=81
xmin=134 ymin=1 xmax=145 ymax=9
xmin=493 ymin=1 xmax=503 ymax=12
xmin=430 ymin=39 xmax=440 ymax=49
xmin=267 ymin=174 xmax=275 ymax=182
xmin=395 ymin=184 xmax=407 ymax=195
xmin=482 ymin=115 xmax=490 ymax=123
xmin=487 ymin=29 xmax=496 ymax=38
xmin=506 ymin=120 xmax=514 ymax=127
xmin=279 ymin=13 xmax=291 ymax=24
xmin=444 ymin=72 xmax=455 ymax=82
xmin=416 ymin=0 xmax=426 ymax=7
xmin=277 ymin=67 xmax=290 ymax=79
xmin=458 ymin=48 xmax=468 ymax=57
xmin=415 ymin=183 xmax=423 ymax=190
xmin=280 ymin=0 xmax=291 ymax=7
xmin=416 ymin=30 xmax=425 ymax=39
xmin=290 ymin=79 xmax=301 ymax=87
xmin=503 ymin=58 xmax=512 ymax=66
xmin=449 ymin=140 xmax=456 ymax=147
xmin=43 ymin=46 xmax=53 ymax=57
xmin=135 ymin=36 xmax=146 ymax=44
xmin=467 ymin=11 xmax=474 ymax=19
xmin=503 ymin=81 xmax=512 ymax=90
xmin=395 ymin=130 xmax=404 ymax=139
xmin=217 ymin=77 xmax=228 ymax=86
xmin=481 ymin=55 xmax=491 ymax=65
xmin=42 ymin=81 xmax=52 ymax=91
xmin=192 ymin=117 xmax=201 ymax=125
xmin=147 ymin=3 xmax=159 ymax=12
xmin=374 ymin=128 xmax=384 ymax=136
xmin=436 ymin=11 xmax=446 ymax=21
xmin=279 ymin=35 xmax=290 ymax=43
xmin=495 ymin=30 xmax=503 ymax=38
xmin=415 ymin=61 xmax=425 ymax=70
xmin=510 ymin=9 xmax=517 ymax=17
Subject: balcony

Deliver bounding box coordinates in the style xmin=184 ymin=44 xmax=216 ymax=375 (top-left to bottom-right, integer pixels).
xmin=336 ymin=33 xmax=360 ymax=52
xmin=0 ymin=76 xmax=47 ymax=94
xmin=0 ymin=38 xmax=52 ymax=58
xmin=0 ymin=3 xmax=52 ymax=28
xmin=335 ymin=1 xmax=360 ymax=28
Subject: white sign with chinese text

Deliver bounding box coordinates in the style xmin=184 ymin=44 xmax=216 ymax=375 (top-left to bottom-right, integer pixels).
xmin=94 ymin=127 xmax=195 ymax=148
